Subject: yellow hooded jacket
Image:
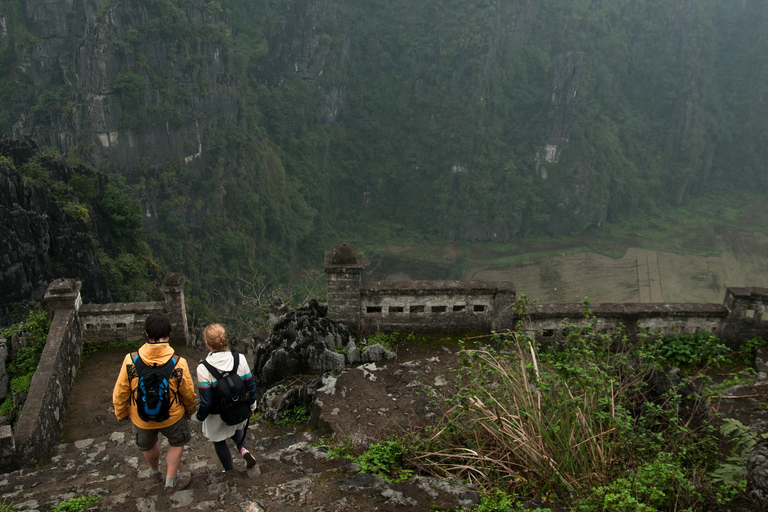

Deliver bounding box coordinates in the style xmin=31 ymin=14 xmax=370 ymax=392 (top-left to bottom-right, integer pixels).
xmin=112 ymin=342 xmax=197 ymax=429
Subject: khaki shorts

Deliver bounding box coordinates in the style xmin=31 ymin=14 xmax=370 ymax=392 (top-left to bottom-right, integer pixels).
xmin=133 ymin=416 xmax=191 ymax=451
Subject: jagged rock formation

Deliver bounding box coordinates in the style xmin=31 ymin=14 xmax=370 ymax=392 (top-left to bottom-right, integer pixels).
xmin=0 ymin=139 xmax=109 ymax=320
xmin=253 ymin=299 xmax=394 ymax=391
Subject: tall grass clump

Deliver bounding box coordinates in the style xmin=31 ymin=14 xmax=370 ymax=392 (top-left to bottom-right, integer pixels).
xmin=414 ymin=304 xmax=728 ymax=510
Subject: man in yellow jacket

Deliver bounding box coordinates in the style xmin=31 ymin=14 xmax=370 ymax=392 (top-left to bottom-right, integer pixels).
xmin=112 ymin=312 xmax=197 ymax=493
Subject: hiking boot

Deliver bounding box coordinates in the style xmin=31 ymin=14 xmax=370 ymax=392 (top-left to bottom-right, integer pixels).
xmin=163 ymin=474 xmax=191 ymax=494
xmin=241 ymin=449 xmax=257 ymax=469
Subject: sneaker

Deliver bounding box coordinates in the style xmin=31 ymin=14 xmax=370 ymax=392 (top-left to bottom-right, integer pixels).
xmin=164 ymin=474 xmax=191 ymax=494
xmin=241 ymin=449 xmax=257 ymax=469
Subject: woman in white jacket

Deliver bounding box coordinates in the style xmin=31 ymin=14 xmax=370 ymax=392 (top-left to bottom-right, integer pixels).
xmin=195 ymin=324 xmax=258 ymax=470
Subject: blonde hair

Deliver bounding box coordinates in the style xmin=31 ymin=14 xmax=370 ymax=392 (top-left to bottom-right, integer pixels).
xmin=203 ymin=324 xmax=229 ymax=352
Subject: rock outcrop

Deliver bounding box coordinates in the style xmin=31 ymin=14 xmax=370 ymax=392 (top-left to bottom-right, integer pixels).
xmin=253 ymin=299 xmax=394 ymax=392
xmin=7 ymin=0 xmax=240 ymax=174
xmin=0 ymin=142 xmax=109 ymax=321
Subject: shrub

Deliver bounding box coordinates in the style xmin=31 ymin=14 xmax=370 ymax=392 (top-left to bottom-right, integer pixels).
xmin=355 ymin=439 xmax=413 ymax=483
xmin=63 ymin=202 xmax=90 ymax=223
xmin=68 ymin=175 xmax=95 ymax=203
xmin=0 ymin=397 xmax=12 ymax=416
xmin=660 ymin=332 xmax=729 ymax=368
xmin=278 ymin=405 xmax=309 ymax=427
xmin=49 ymin=495 xmax=99 ymax=512
xmin=9 ymin=375 xmax=31 ymax=394
xmin=112 ymin=72 xmax=147 ymax=105
xmin=416 ymin=315 xmax=720 ymax=510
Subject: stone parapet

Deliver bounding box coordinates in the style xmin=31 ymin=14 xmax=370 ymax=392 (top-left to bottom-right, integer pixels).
xmin=79 ymin=301 xmax=165 ymax=343
xmin=1 ymin=273 xmax=189 ymax=470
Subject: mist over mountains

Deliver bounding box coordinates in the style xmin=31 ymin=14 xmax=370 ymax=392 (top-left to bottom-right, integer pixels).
xmin=1 ymin=0 xmax=767 ymax=323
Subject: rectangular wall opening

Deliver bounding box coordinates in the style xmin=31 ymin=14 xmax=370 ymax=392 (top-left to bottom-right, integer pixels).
xmin=389 ymin=306 xmax=404 ymax=313
xmin=410 ymin=305 xmax=425 ymax=313
xmin=366 ymin=306 xmax=382 ymax=314
xmin=473 ymin=305 xmax=486 ymax=312
xmin=431 ymin=306 xmax=447 ymax=313
xmin=453 ymin=305 xmax=465 ymax=312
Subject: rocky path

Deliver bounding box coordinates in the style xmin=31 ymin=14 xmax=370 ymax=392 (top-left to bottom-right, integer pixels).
xmin=0 ymin=345 xmax=476 ymax=511
xmin=4 ymin=338 xmax=768 ymax=511
xmin=0 ymin=418 xmax=475 ymax=511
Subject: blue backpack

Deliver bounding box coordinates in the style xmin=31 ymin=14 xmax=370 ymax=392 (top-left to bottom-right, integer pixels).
xmin=132 ymin=352 xmax=178 ymax=422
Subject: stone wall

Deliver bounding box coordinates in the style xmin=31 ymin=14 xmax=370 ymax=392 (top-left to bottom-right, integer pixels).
xmin=523 ymin=302 xmax=730 ymax=344
xmin=325 ymin=244 xmax=516 ymax=334
xmin=79 ymin=302 xmax=165 ymax=343
xmin=323 ymin=244 xmax=768 ymax=345
xmin=0 ymin=274 xmax=189 ymax=470
xmin=360 ymin=280 xmax=516 ymax=334
xmin=0 ymin=279 xmax=83 ymax=469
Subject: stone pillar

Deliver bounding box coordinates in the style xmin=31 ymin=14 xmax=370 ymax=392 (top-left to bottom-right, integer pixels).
xmin=324 ymin=244 xmax=365 ymax=333
xmin=722 ymin=287 xmax=768 ymax=348
xmin=491 ymin=283 xmax=517 ymax=331
xmin=42 ymin=279 xmax=82 ymax=317
xmin=160 ymin=273 xmax=190 ymax=347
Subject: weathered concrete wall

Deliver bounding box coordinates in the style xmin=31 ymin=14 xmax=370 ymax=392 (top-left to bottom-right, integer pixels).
xmin=721 ymin=288 xmax=768 ymax=347
xmin=323 ymin=244 xmax=768 ymax=345
xmin=523 ymin=302 xmax=730 ymax=344
xmin=0 ymin=273 xmax=190 ymax=470
xmin=360 ymin=280 xmax=516 ymax=334
xmin=80 ymin=301 xmax=165 ymax=343
xmin=78 ymin=273 xmax=189 ymax=345
xmin=324 ymin=244 xmax=365 ymax=331
xmin=324 ymin=244 xmax=517 ymax=334
xmin=0 ymin=279 xmax=82 ymax=470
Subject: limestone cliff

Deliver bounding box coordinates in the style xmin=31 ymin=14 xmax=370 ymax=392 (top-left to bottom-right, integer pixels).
xmin=5 ymin=0 xmax=240 ymax=173
xmin=0 ymin=139 xmax=109 ymax=322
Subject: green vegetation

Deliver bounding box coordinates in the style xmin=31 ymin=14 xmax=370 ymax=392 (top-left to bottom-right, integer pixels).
xmin=362 ymin=332 xmax=417 ymax=352
xmin=393 ymin=309 xmax=755 ymax=510
xmin=277 ymin=405 xmax=309 ymax=427
xmin=660 ymin=332 xmax=729 ymax=369
xmin=0 ymin=306 xmax=51 ymax=423
xmin=355 ymin=439 xmax=413 ymax=483
xmin=112 ymin=72 xmax=147 ymax=105
xmin=49 ymin=495 xmax=99 ymax=512
xmin=4 ymin=0 xmax=768 ymax=342
xmin=62 ymin=202 xmax=90 ymax=223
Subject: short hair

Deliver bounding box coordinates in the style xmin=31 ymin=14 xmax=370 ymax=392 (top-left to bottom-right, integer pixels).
xmin=203 ymin=324 xmax=228 ymax=351
xmin=145 ymin=312 xmax=172 ymax=341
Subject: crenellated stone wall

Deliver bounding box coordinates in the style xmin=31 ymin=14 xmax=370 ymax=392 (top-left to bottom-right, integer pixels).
xmin=324 ymin=244 xmax=768 ymax=346
xmin=325 ymin=244 xmax=516 ymax=335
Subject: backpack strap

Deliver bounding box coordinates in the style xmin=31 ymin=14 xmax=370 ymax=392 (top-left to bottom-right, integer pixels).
xmin=202 ymin=359 xmax=223 ymax=381
xmin=202 ymin=351 xmax=239 ymax=381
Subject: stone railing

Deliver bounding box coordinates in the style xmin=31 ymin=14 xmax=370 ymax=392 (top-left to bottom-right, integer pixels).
xmin=0 ymin=274 xmax=189 ymax=471
xmin=324 ymin=244 xmax=768 ymax=346
xmin=359 ymin=280 xmax=516 ymax=333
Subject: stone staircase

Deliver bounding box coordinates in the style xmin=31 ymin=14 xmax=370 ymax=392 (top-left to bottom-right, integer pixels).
xmin=0 ymin=418 xmax=477 ymax=511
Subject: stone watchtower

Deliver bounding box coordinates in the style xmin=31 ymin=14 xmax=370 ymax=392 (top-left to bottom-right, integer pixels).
xmin=324 ymin=244 xmax=365 ymax=332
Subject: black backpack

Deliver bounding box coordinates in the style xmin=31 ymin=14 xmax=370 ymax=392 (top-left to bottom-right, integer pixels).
xmin=132 ymin=352 xmax=178 ymax=423
xmin=202 ymin=350 xmax=252 ymax=426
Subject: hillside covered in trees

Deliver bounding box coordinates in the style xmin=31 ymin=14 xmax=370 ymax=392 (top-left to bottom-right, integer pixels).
xmin=1 ymin=0 xmax=767 ymax=326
